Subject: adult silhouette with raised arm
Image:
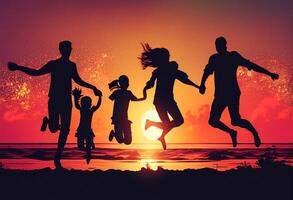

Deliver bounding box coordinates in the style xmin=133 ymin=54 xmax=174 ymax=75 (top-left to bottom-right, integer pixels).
xmin=199 ymin=37 xmax=279 ymax=147
xmin=141 ymin=44 xmax=200 ymax=150
xmin=8 ymin=41 xmax=102 ymax=169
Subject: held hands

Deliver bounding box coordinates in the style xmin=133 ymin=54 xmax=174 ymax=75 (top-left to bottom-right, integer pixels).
xmin=72 ymin=88 xmax=83 ymax=99
xmin=8 ymin=62 xmax=19 ymax=71
xmin=93 ymin=87 xmax=102 ymax=97
xmin=270 ymin=73 xmax=279 ymax=81
xmin=199 ymin=84 xmax=206 ymax=95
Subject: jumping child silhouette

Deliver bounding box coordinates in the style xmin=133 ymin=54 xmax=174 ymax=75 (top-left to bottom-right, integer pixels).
xmin=141 ymin=43 xmax=200 ymax=150
xmin=108 ymin=75 xmax=147 ymax=145
xmin=72 ymin=88 xmax=102 ymax=164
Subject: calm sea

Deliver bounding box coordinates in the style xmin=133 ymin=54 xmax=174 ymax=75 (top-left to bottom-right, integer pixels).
xmin=0 ymin=143 xmax=292 ymax=171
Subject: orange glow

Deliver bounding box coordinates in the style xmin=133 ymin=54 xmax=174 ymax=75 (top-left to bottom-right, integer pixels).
xmin=141 ymin=110 xmax=163 ymax=140
xmin=0 ymin=0 xmax=292 ymax=146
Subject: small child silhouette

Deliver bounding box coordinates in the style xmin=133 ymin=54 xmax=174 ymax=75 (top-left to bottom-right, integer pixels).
xmin=108 ymin=75 xmax=147 ymax=145
xmin=72 ymin=88 xmax=102 ymax=164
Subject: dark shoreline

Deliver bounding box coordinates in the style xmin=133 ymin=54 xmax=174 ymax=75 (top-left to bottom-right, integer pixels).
xmin=1 ymin=165 xmax=292 ymax=200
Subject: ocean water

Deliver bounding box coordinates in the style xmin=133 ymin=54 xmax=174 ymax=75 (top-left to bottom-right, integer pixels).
xmin=0 ymin=143 xmax=292 ymax=171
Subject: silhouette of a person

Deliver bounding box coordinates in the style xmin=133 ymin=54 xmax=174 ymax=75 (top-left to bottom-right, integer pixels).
xmin=141 ymin=44 xmax=199 ymax=150
xmin=72 ymin=88 xmax=101 ymax=164
xmin=7 ymin=41 xmax=102 ymax=169
xmin=108 ymin=75 xmax=147 ymax=145
xmin=199 ymin=37 xmax=279 ymax=147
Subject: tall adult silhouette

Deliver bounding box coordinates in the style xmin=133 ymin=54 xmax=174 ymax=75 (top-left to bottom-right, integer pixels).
xmin=8 ymin=41 xmax=102 ymax=169
xmin=199 ymin=37 xmax=279 ymax=147
xmin=141 ymin=44 xmax=199 ymax=150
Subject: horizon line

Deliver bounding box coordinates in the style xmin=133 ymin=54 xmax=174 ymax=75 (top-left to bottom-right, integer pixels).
xmin=1 ymin=142 xmax=293 ymax=145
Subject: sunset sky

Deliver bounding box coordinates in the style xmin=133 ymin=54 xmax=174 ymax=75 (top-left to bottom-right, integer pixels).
xmin=0 ymin=0 xmax=292 ymax=144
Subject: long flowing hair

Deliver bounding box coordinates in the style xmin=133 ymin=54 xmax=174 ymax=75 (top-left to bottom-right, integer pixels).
xmin=139 ymin=43 xmax=170 ymax=69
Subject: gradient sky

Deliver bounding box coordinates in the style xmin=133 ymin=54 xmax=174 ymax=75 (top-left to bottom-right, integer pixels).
xmin=0 ymin=0 xmax=292 ymax=144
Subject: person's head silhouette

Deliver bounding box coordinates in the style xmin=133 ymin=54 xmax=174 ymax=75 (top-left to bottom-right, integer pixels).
xmin=81 ymin=96 xmax=92 ymax=109
xmin=118 ymin=75 xmax=129 ymax=89
xmin=108 ymin=75 xmax=130 ymax=91
xmin=215 ymin=37 xmax=227 ymax=54
xmin=59 ymin=40 xmax=72 ymax=59
xmin=140 ymin=43 xmax=170 ymax=69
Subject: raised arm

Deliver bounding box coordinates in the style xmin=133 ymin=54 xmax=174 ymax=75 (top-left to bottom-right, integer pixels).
xmin=92 ymin=96 xmax=102 ymax=112
xmin=8 ymin=62 xmax=51 ymax=76
xmin=72 ymin=88 xmax=82 ymax=110
xmin=130 ymin=89 xmax=147 ymax=102
xmin=72 ymin=65 xmax=102 ymax=96
xmin=144 ymin=71 xmax=157 ymax=90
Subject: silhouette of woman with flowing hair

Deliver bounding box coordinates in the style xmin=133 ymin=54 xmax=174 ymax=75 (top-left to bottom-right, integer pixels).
xmin=108 ymin=75 xmax=147 ymax=145
xmin=72 ymin=88 xmax=101 ymax=164
xmin=140 ymin=43 xmax=200 ymax=150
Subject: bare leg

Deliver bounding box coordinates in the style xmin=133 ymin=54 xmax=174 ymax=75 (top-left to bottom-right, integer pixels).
xmin=145 ymin=120 xmax=164 ymax=130
xmin=155 ymin=104 xmax=172 ymax=150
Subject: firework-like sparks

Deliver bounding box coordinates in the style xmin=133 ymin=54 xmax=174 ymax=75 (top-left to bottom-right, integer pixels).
xmin=237 ymin=55 xmax=292 ymax=105
xmin=0 ymin=50 xmax=110 ymax=119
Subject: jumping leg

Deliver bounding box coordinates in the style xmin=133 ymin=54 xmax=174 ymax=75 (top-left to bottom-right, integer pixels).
xmin=47 ymin=98 xmax=60 ymax=133
xmin=85 ymin=137 xmax=93 ymax=164
xmin=155 ymin=105 xmax=172 ymax=150
xmin=209 ymin=98 xmax=237 ymax=147
xmin=123 ymin=121 xmax=132 ymax=145
xmin=54 ymin=102 xmax=72 ymax=169
xmin=114 ymin=124 xmax=124 ymax=144
xmin=228 ymin=96 xmax=261 ymax=147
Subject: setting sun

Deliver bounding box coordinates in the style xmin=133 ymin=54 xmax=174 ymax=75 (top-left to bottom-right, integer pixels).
xmin=141 ymin=110 xmax=163 ymax=140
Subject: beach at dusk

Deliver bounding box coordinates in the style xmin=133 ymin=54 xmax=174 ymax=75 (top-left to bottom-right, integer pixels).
xmin=1 ymin=0 xmax=292 ymax=199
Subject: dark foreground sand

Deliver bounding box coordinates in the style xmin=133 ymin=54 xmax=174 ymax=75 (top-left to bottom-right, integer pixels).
xmin=0 ymin=165 xmax=292 ymax=200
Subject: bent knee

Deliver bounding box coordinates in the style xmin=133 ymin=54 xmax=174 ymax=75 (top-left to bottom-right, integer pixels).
xmin=124 ymin=139 xmax=132 ymax=145
xmin=208 ymin=118 xmax=219 ymax=127
xmin=175 ymin=117 xmax=184 ymax=127
xmin=231 ymin=118 xmax=242 ymax=126
xmin=49 ymin=125 xmax=59 ymax=133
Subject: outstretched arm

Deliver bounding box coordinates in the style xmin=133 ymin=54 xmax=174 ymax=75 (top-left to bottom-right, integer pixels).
xmin=92 ymin=96 xmax=102 ymax=112
xmin=241 ymin=60 xmax=279 ymax=80
xmin=72 ymin=88 xmax=82 ymax=110
xmin=235 ymin=52 xmax=279 ymax=80
xmin=144 ymin=71 xmax=157 ymax=90
xmin=177 ymin=71 xmax=200 ymax=89
xmin=72 ymin=65 xmax=102 ymax=96
xmin=131 ymin=89 xmax=147 ymax=102
xmin=8 ymin=62 xmax=51 ymax=76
